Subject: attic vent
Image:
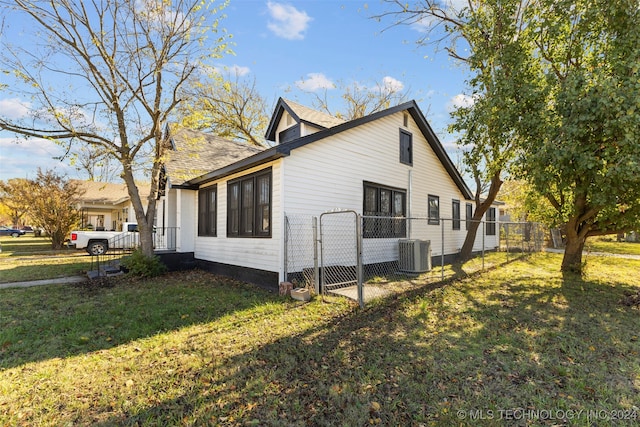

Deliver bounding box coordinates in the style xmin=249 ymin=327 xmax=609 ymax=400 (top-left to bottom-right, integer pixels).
xmin=403 ymin=113 xmax=409 ymax=127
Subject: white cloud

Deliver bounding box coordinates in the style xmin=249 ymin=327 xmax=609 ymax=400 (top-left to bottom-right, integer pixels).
xmin=228 ymin=64 xmax=251 ymax=77
xmin=211 ymin=64 xmax=251 ymax=77
xmin=266 ymin=2 xmax=312 ymax=40
xmin=135 ymin=0 xmax=186 ymax=27
xmin=295 ymin=73 xmax=335 ymax=92
xmin=410 ymin=0 xmax=471 ymax=32
xmin=0 ymin=137 xmax=72 ymax=180
xmin=380 ymin=76 xmax=404 ymax=93
xmin=447 ymin=0 xmax=471 ymax=13
xmin=447 ymin=93 xmax=476 ymax=111
xmin=0 ymin=98 xmax=32 ymax=120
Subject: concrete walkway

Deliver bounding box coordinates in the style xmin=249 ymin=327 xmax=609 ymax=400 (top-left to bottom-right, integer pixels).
xmin=0 ymin=276 xmax=87 ymax=290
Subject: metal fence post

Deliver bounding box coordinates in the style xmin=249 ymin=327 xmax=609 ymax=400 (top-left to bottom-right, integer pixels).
xmin=505 ymin=223 xmax=510 ymax=261
xmin=356 ymin=214 xmax=364 ymax=309
xmin=482 ymin=219 xmax=485 ymax=270
xmin=284 ymin=215 xmax=289 ymax=282
xmin=441 ymin=218 xmax=445 ymax=281
xmin=313 ymin=216 xmax=319 ymax=295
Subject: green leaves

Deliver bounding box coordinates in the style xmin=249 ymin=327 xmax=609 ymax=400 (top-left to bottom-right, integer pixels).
xmin=518 ymin=0 xmax=640 ymax=270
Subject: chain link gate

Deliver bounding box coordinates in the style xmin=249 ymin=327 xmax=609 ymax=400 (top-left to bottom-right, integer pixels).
xmin=319 ymin=210 xmax=363 ymax=307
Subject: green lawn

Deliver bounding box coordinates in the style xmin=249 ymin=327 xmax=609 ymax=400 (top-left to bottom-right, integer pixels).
xmin=586 ymin=237 xmax=640 ymax=256
xmin=1 ymin=253 xmax=639 ymax=426
xmin=0 ymin=236 xmax=90 ymax=283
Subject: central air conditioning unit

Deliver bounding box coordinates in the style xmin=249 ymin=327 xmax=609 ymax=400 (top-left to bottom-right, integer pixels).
xmin=398 ymin=239 xmax=432 ymax=273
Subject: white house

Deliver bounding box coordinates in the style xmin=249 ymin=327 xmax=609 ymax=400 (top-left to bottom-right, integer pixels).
xmin=74 ymin=180 xmax=150 ymax=231
xmin=160 ymin=98 xmax=499 ymax=290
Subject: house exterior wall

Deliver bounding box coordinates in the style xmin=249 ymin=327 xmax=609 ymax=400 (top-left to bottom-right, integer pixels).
xmin=79 ymin=200 xmax=134 ymax=231
xmin=193 ymin=161 xmax=282 ymax=279
xmin=281 ymin=111 xmax=496 ymax=247
xmin=176 ymin=188 xmax=196 ymax=252
xmin=274 ymin=111 xmax=324 ymax=143
xmin=279 ymin=111 xmax=499 ymax=272
xmin=187 ymin=110 xmax=498 ymax=289
xmin=274 ymin=112 xmax=293 ymax=144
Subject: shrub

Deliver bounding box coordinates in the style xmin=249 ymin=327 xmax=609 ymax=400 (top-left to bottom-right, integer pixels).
xmin=121 ymin=249 xmax=167 ymax=278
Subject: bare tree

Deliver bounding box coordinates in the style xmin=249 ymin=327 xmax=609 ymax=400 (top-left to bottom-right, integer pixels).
xmin=303 ymin=78 xmax=411 ymax=120
xmin=179 ymin=71 xmax=270 ymax=147
xmin=70 ymin=145 xmax=120 ymax=182
xmin=0 ymin=0 xmax=230 ymax=257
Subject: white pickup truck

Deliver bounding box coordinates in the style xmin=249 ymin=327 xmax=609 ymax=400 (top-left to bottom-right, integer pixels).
xmin=69 ymin=223 xmax=141 ymax=255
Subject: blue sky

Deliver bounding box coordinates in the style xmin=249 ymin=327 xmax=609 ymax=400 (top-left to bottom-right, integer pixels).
xmin=0 ymin=0 xmax=473 ymax=181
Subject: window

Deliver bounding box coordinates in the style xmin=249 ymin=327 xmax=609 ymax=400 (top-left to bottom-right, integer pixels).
xmin=452 ymin=199 xmax=460 ymax=230
xmin=465 ymin=203 xmax=473 ymax=230
xmin=198 ymin=185 xmax=217 ymax=236
xmin=363 ymin=182 xmax=406 ymax=238
xmin=486 ymin=207 xmax=496 ymax=236
xmin=227 ymin=169 xmax=271 ymax=237
xmin=279 ymin=124 xmax=300 ymax=144
xmin=399 ymin=130 xmax=413 ymax=166
xmin=428 ymin=195 xmax=440 ymax=225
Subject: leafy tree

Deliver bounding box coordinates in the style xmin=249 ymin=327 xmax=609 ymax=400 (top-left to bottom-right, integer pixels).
xmin=0 ymin=203 xmax=11 ymax=226
xmin=0 ymin=178 xmax=31 ymax=227
xmin=179 ymin=71 xmax=269 ymax=147
xmin=0 ymin=0 xmax=230 ymax=257
xmin=22 ymin=169 xmax=83 ymax=249
xmin=498 ymin=180 xmax=556 ymax=226
xmin=521 ymin=0 xmax=640 ymax=272
xmin=378 ymin=0 xmax=540 ymax=260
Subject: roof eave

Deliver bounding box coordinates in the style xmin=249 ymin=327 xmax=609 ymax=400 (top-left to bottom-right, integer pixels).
xmin=405 ymin=107 xmax=473 ymax=200
xmin=183 ymin=148 xmax=288 ymax=188
xmin=265 ymin=97 xmax=298 ymax=141
xmin=189 ymin=100 xmax=473 ymax=200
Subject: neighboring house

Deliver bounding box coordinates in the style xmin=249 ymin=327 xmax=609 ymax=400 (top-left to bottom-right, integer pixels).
xmin=74 ymin=180 xmax=150 ymax=231
xmin=160 ymin=98 xmax=500 ymax=290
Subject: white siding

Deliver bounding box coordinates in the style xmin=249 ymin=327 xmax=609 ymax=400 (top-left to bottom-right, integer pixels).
xmin=281 ymin=111 xmax=477 ymax=257
xmin=176 ymin=189 xmax=196 ymax=252
xmin=186 ymin=109 xmax=498 ymax=283
xmin=194 ymin=161 xmax=282 ymax=273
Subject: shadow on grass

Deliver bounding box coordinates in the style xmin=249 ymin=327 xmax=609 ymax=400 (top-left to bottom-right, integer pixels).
xmin=0 ymin=270 xmax=281 ymax=370
xmin=89 ymin=257 xmax=640 ymax=426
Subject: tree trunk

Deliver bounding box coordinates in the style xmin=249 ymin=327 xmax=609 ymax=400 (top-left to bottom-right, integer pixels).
xmin=561 ymin=233 xmax=586 ymax=273
xmin=122 ymin=166 xmax=157 ymax=258
xmin=460 ymin=215 xmax=483 ymax=260
xmin=459 ymin=172 xmax=503 ymax=260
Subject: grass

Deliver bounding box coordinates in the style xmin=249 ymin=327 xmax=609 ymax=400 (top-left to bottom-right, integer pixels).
xmin=1 ymin=253 xmax=639 ymax=426
xmin=0 ymin=236 xmax=90 ymax=283
xmin=586 ymin=237 xmax=640 ymax=256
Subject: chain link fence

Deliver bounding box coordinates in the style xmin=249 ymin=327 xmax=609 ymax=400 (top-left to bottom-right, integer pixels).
xmin=284 ymin=212 xmax=546 ymax=307
xmin=284 ymin=214 xmax=318 ymax=291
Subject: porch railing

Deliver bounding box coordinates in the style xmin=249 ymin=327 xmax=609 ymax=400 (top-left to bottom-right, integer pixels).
xmin=88 ymin=227 xmax=178 ymax=279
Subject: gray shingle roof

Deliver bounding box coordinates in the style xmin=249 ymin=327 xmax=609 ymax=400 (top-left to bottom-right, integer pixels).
xmin=281 ymin=98 xmax=346 ymax=129
xmin=72 ymin=180 xmax=150 ymax=205
xmin=165 ymin=128 xmax=265 ymax=186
